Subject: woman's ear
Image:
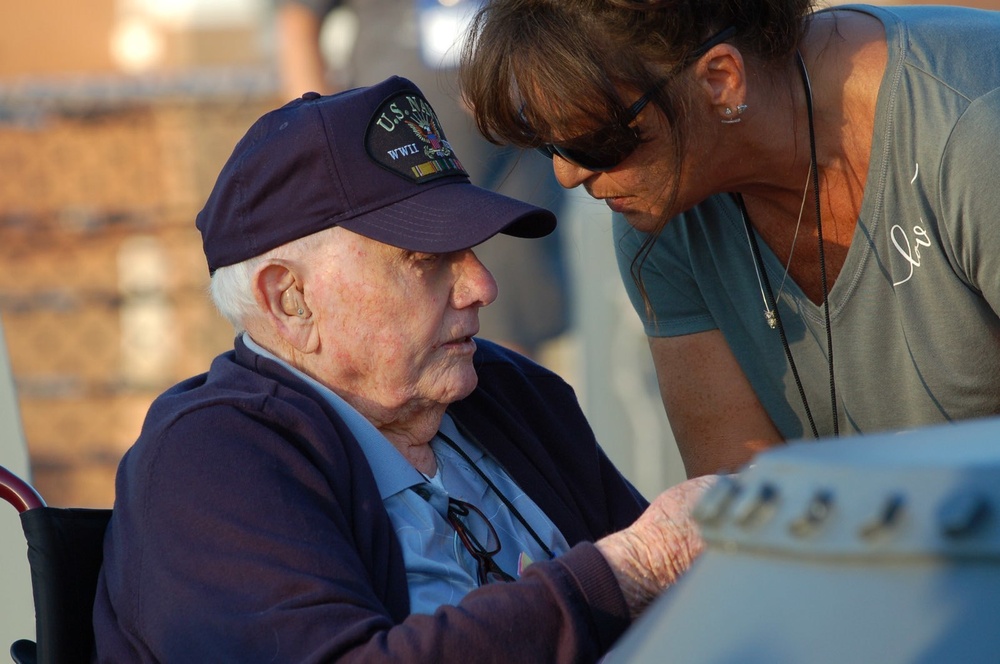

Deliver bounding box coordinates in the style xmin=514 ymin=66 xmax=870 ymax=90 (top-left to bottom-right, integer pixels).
xmin=254 ymin=261 xmax=318 ymax=353
xmin=692 ymin=44 xmax=748 ymax=123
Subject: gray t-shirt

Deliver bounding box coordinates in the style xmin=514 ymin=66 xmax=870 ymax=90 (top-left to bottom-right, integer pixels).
xmin=615 ymin=4 xmax=1000 ymax=441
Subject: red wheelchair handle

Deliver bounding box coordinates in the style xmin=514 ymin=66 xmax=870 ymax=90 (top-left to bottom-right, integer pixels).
xmin=0 ymin=464 xmax=46 ymax=512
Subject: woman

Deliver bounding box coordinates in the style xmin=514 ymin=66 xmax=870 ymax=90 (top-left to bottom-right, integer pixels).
xmin=459 ymin=0 xmax=1000 ymax=477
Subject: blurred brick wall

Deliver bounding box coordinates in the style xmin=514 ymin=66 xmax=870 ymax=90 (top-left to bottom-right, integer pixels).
xmin=0 ymin=0 xmax=117 ymax=76
xmin=0 ymin=82 xmax=281 ymax=507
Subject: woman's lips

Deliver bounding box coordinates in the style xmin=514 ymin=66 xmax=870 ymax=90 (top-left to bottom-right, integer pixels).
xmin=603 ymin=196 xmax=629 ymax=213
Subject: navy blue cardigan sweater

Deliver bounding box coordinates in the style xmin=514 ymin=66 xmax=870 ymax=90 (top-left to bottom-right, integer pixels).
xmin=93 ymin=337 xmax=648 ymax=662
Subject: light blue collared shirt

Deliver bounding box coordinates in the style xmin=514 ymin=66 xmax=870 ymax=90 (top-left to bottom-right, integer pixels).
xmin=243 ymin=334 xmax=569 ymax=613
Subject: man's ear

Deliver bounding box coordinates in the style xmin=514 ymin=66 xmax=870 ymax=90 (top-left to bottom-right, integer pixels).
xmin=692 ymin=44 xmax=748 ymax=122
xmin=254 ymin=261 xmax=318 ymax=353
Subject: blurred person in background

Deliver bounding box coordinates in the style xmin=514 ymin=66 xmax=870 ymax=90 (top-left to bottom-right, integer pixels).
xmin=459 ymin=0 xmax=1000 ymax=476
xmin=92 ymin=77 xmax=713 ymax=663
xmin=273 ymin=0 xmax=571 ymax=360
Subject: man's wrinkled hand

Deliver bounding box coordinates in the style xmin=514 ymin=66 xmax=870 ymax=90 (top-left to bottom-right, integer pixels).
xmin=596 ymin=475 xmax=716 ymax=618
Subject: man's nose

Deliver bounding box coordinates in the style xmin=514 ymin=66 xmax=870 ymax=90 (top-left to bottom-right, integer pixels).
xmin=453 ymin=249 xmax=498 ymax=309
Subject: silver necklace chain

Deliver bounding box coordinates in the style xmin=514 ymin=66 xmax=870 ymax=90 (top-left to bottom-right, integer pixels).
xmin=747 ymin=163 xmax=813 ymax=329
xmin=773 ymin=162 xmax=813 ymax=324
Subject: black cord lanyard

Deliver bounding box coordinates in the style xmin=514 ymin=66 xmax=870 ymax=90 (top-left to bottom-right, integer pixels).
xmin=435 ymin=427 xmax=555 ymax=560
xmin=737 ymin=50 xmax=839 ymax=439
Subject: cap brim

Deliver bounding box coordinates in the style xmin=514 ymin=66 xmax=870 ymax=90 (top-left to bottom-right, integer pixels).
xmin=336 ymin=180 xmax=557 ymax=253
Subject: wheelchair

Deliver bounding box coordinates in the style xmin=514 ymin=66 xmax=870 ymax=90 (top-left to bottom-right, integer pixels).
xmin=1 ymin=464 xmax=110 ymax=664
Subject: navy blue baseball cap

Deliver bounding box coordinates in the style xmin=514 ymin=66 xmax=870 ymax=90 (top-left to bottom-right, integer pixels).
xmin=196 ymin=76 xmax=557 ymax=274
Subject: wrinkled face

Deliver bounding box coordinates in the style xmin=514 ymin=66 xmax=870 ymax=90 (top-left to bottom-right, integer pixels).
xmin=301 ymin=228 xmax=497 ymax=422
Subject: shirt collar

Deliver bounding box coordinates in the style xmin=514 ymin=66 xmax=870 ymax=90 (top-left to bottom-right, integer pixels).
xmin=437 ymin=413 xmax=486 ymax=466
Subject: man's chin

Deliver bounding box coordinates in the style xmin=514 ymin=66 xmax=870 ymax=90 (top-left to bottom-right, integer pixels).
xmin=438 ymin=367 xmax=479 ymax=405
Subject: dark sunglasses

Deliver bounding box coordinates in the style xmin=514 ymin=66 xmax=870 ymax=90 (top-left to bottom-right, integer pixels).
xmin=535 ymin=92 xmax=654 ymax=172
xmin=446 ymin=497 xmax=516 ymax=586
xmin=535 ymin=25 xmax=737 ymax=172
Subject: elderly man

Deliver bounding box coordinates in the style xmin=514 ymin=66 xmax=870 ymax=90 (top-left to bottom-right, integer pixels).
xmin=92 ymin=76 xmax=712 ymax=663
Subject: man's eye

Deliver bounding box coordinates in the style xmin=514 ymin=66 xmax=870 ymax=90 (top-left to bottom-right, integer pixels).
xmin=411 ymin=252 xmax=441 ymax=264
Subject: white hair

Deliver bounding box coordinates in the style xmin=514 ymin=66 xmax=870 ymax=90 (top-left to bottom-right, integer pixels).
xmin=209 ymin=255 xmax=264 ymax=333
xmin=208 ymin=229 xmax=333 ymax=332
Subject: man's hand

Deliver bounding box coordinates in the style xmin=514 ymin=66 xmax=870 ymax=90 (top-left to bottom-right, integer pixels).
xmin=596 ymin=475 xmax=715 ymax=618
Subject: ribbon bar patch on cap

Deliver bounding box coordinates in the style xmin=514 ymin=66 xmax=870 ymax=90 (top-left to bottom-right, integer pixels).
xmin=366 ymin=91 xmax=468 ymax=182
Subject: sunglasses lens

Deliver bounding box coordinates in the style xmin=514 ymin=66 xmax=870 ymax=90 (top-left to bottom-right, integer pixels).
xmin=538 ymin=126 xmax=640 ymax=172
xmin=535 ymin=144 xmax=557 ymax=161
xmin=555 ymin=144 xmax=631 ymax=171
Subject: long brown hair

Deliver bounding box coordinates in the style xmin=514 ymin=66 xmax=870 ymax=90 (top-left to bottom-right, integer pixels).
xmin=460 ymin=0 xmax=812 ymax=146
xmin=459 ymin=0 xmax=814 ymax=310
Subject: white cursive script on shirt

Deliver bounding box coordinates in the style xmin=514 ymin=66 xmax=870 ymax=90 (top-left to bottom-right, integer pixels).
xmin=891 ymin=222 xmax=931 ymax=286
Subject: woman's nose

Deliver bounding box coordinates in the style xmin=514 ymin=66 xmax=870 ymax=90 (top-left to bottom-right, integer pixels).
xmin=552 ymin=154 xmax=594 ymax=189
